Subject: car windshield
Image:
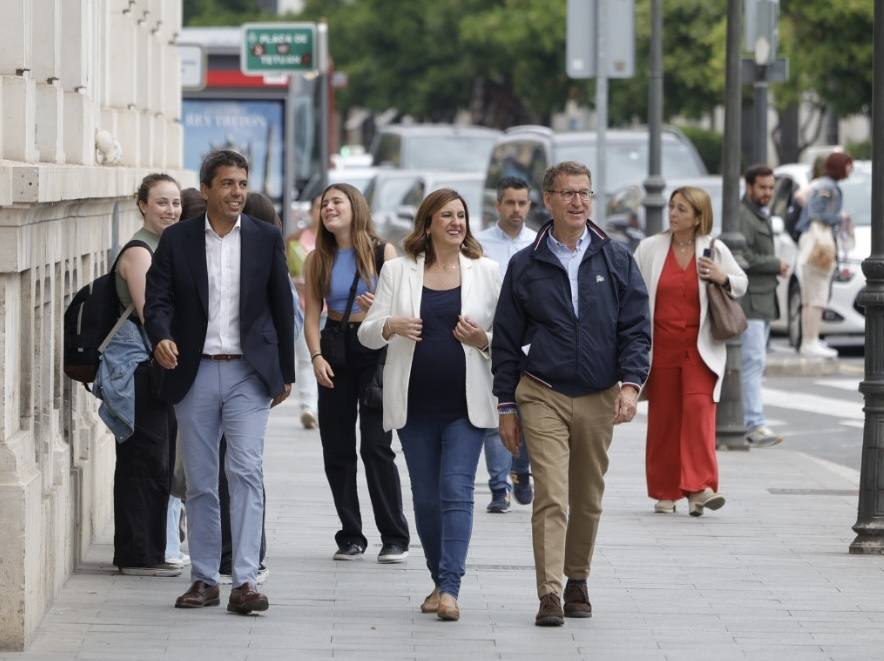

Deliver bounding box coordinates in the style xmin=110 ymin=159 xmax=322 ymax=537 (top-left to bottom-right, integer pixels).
xmin=434 ymin=179 xmax=484 ymax=217
xmin=403 ymin=136 xmax=497 ymax=172
xmin=556 ymin=139 xmax=705 ymax=186
xmin=841 ymin=170 xmax=872 ymax=226
xmin=366 ymin=176 xmax=416 ymax=213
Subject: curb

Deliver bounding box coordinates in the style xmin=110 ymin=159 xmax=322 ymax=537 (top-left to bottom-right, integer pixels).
xmin=765 ymin=354 xmax=864 ymax=377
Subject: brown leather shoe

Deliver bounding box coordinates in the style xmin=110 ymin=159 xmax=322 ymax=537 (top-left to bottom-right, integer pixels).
xmin=227 ymin=582 xmax=269 ymax=615
xmin=535 ymin=592 xmax=564 ymax=626
xmin=563 ymin=579 xmax=592 ymax=618
xmin=174 ymin=580 xmax=220 ymax=608
xmin=436 ymin=592 xmax=460 ymax=621
xmin=420 ymin=587 xmax=441 ymax=613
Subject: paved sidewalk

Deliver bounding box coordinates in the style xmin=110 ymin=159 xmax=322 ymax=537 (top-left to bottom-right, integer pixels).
xmin=7 ymin=399 xmax=884 ymax=661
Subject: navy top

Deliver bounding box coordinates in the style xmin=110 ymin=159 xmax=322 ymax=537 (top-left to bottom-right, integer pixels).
xmin=407 ymin=286 xmax=468 ymax=423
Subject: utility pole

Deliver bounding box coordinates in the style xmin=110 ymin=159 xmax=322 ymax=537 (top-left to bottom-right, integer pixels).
xmin=642 ymin=0 xmax=664 ymax=237
xmin=716 ymin=0 xmax=749 ymax=451
xmin=594 ymin=0 xmax=608 ymax=227
xmin=850 ymin=0 xmax=884 ymax=555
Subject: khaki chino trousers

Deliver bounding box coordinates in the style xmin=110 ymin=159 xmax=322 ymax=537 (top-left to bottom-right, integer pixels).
xmin=516 ymin=376 xmax=617 ymax=598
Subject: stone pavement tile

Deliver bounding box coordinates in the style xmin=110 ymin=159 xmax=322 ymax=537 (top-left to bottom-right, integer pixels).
xmin=735 ymin=645 xmax=830 ymax=661
xmin=661 ymin=650 xmax=746 ymax=661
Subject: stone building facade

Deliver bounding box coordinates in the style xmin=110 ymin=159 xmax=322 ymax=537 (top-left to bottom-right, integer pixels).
xmin=0 ymin=0 xmax=192 ymax=649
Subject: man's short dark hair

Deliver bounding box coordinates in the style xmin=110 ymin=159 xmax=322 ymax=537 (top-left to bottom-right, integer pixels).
xmin=744 ymin=164 xmax=774 ymax=185
xmin=542 ymin=161 xmax=592 ymax=192
xmin=200 ymin=149 xmax=250 ymax=187
xmin=496 ymin=176 xmax=530 ymax=202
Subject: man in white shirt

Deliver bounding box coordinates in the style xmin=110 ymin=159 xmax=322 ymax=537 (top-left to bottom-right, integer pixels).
xmin=475 ymin=177 xmax=537 ymax=513
xmin=145 ymin=150 xmax=295 ymax=615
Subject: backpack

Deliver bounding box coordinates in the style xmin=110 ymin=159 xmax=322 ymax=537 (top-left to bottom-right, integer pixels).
xmin=63 ymin=240 xmax=152 ymax=386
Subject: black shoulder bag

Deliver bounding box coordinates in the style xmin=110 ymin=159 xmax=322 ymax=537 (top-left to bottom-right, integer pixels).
xmin=360 ymin=243 xmax=387 ymax=410
xmin=319 ymin=269 xmax=361 ymax=369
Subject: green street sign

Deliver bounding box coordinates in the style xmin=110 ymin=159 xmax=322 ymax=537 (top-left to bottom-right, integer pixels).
xmin=241 ymin=23 xmax=317 ymax=75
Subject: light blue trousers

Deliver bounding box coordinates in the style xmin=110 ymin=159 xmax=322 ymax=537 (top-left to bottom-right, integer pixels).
xmin=175 ymin=360 xmax=271 ymax=587
xmin=740 ymin=319 xmax=770 ymax=430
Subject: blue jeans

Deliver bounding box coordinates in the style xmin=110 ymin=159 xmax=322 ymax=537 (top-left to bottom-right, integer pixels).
xmin=483 ymin=428 xmax=530 ymax=494
xmin=398 ymin=417 xmax=485 ymax=598
xmin=740 ymin=319 xmax=769 ymax=430
xmin=175 ymin=360 xmax=271 ymax=587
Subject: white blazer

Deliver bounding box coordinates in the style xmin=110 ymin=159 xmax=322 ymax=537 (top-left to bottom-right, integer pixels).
xmin=633 ymin=232 xmax=748 ymax=402
xmin=358 ymin=253 xmax=502 ymax=431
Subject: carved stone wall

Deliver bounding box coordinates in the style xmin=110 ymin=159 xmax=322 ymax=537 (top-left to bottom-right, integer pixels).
xmin=0 ymin=0 xmax=192 ymax=649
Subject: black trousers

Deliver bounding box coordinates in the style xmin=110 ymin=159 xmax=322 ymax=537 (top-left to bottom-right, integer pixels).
xmin=113 ymin=362 xmax=176 ymax=568
xmin=318 ymin=321 xmax=409 ymax=549
xmin=219 ymin=435 xmax=267 ymax=574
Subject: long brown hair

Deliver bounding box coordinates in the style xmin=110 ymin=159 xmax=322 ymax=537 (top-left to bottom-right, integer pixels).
xmin=306 ymin=183 xmax=382 ymax=302
xmin=402 ymin=188 xmax=483 ymax=265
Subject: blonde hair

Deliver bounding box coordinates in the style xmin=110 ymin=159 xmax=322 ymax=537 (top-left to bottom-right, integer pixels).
xmin=306 ymin=183 xmax=382 ymax=302
xmin=670 ymin=186 xmax=714 ymax=235
xmin=402 ymin=188 xmax=483 ymax=265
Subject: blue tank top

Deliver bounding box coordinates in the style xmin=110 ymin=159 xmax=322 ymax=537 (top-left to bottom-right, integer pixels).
xmin=327 ymin=248 xmax=376 ymax=314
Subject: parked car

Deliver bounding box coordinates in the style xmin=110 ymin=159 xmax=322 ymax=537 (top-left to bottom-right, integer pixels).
xmin=363 ymin=170 xmax=484 ymax=245
xmin=607 ymin=175 xmax=736 ymax=237
xmin=290 ymin=166 xmax=380 ymax=230
xmin=370 ymin=124 xmax=502 ymax=173
xmin=769 ymin=161 xmax=871 ymax=347
xmin=481 ymin=125 xmax=708 ymax=230
xmin=386 ymin=172 xmax=485 ymax=244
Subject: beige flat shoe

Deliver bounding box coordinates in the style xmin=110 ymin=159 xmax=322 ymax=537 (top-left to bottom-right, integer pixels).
xmin=437 ymin=592 xmax=460 ymax=621
xmin=654 ymin=499 xmax=677 ymax=513
xmin=420 ymin=587 xmax=440 ymax=613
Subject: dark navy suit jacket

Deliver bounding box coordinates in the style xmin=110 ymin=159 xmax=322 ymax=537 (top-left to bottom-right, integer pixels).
xmin=144 ymin=214 xmax=296 ymax=404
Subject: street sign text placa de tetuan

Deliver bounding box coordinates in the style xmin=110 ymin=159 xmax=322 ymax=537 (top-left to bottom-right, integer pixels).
xmin=241 ymin=23 xmax=317 ymax=75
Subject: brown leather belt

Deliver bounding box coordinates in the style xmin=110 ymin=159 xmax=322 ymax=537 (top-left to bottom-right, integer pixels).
xmin=201 ymin=353 xmax=242 ymax=361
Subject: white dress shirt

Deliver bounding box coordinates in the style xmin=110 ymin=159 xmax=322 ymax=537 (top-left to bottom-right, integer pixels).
xmin=547 ymin=227 xmax=590 ymax=316
xmin=202 ymin=214 xmax=242 ymax=354
xmin=475 ymin=222 xmax=537 ymax=278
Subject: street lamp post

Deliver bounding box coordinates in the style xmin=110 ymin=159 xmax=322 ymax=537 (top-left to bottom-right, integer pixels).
xmin=642 ymin=0 xmax=665 ymax=237
xmin=716 ymin=0 xmax=749 ymax=451
xmin=850 ymin=0 xmax=884 ymax=555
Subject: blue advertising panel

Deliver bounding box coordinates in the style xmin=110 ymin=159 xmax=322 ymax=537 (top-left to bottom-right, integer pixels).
xmin=182 ymin=99 xmax=285 ymax=206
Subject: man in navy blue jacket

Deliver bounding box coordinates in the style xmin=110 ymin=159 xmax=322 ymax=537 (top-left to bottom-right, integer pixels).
xmin=145 ymin=149 xmax=295 ymax=615
xmin=492 ymin=161 xmax=650 ymax=627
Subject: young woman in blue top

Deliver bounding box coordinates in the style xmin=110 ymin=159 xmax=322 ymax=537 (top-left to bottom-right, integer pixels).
xmin=303 ymin=183 xmax=409 ymax=563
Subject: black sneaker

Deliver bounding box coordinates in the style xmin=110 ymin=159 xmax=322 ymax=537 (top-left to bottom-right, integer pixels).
xmin=377 ymin=544 xmax=409 ymax=564
xmin=333 ymin=543 xmax=365 ymax=561
xmin=511 ymin=472 xmax=533 ymax=505
xmin=486 ymin=489 xmax=511 ymax=513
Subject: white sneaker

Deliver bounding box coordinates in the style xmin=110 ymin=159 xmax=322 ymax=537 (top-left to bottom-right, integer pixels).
xmin=165 ymin=553 xmax=190 ymax=568
xmin=800 ymin=341 xmax=837 ymax=359
xmin=688 ymin=489 xmax=726 ymax=517
xmin=300 ymin=409 xmax=318 ymax=429
xmin=746 ymin=426 xmax=784 ymax=448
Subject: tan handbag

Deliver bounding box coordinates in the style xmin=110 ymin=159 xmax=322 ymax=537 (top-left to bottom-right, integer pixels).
xmin=706 ymin=239 xmax=748 ymax=341
xmin=807 ymin=220 xmax=836 ymax=271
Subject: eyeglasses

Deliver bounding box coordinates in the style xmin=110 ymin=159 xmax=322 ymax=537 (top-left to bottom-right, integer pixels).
xmin=547 ymin=189 xmax=596 ymax=201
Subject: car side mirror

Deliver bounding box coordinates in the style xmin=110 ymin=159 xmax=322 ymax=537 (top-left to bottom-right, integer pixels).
xmin=770 ymin=215 xmax=785 ymax=235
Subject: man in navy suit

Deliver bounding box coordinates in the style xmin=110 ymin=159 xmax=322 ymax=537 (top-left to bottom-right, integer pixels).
xmin=145 ymin=149 xmax=295 ymax=614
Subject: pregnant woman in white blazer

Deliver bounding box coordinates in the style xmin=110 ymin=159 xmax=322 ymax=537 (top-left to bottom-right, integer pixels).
xmin=359 ymin=188 xmax=502 ymax=622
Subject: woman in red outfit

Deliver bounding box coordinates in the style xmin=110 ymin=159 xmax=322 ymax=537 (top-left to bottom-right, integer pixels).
xmin=634 ymin=187 xmax=747 ymax=516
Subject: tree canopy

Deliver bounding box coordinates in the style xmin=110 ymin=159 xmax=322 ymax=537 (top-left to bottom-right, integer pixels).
xmin=184 ymin=0 xmax=873 ymax=153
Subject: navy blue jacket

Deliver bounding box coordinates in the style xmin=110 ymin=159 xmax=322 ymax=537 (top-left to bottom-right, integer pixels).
xmin=491 ymin=220 xmax=651 ymax=404
xmin=144 ymin=214 xmax=296 ymax=404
